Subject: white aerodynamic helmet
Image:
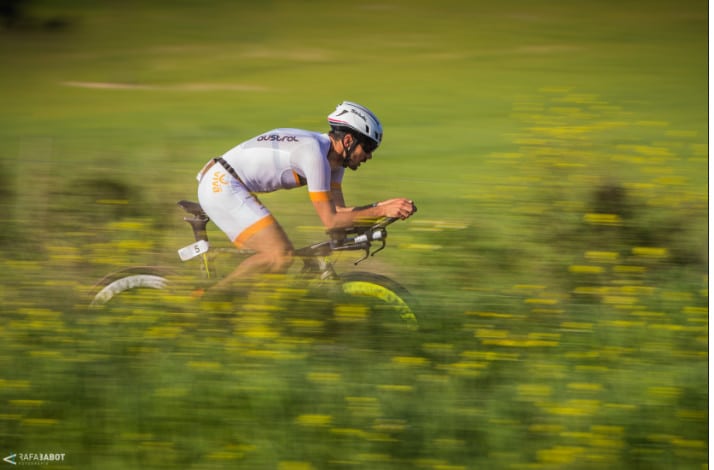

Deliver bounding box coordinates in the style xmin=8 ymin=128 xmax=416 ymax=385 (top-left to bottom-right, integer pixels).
xmin=327 ymin=101 xmax=383 ymax=149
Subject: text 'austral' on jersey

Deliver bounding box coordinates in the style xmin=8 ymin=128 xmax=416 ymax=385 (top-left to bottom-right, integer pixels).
xmin=256 ymin=134 xmax=300 ymax=143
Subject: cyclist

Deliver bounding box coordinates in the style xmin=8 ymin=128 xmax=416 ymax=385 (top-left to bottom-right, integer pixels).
xmin=196 ymin=101 xmax=417 ymax=292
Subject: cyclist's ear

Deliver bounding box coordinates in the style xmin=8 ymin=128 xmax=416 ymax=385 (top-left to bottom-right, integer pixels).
xmin=341 ymin=133 xmax=355 ymax=152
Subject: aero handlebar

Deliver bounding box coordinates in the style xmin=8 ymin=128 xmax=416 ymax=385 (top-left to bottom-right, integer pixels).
xmin=296 ymin=217 xmax=400 ymax=263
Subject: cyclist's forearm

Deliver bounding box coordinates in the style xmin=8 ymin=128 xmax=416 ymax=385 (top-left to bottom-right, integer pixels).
xmin=314 ymin=200 xmax=382 ymax=230
xmin=349 ymin=203 xmax=384 ymax=220
xmin=342 ymin=199 xmax=414 ymax=220
xmin=333 ymin=205 xmax=382 ymax=226
xmin=315 ymin=198 xmax=414 ymax=229
xmin=341 ymin=202 xmax=379 ymax=213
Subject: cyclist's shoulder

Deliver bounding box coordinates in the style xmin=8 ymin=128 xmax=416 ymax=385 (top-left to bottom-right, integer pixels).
xmin=274 ymin=129 xmax=329 ymax=157
xmin=240 ymin=129 xmax=329 ymax=165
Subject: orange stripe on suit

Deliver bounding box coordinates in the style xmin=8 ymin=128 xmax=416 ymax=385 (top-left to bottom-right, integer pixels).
xmin=233 ymin=214 xmax=276 ymax=247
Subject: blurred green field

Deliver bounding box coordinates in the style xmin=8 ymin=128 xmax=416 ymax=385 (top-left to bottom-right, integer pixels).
xmin=0 ymin=0 xmax=708 ymax=469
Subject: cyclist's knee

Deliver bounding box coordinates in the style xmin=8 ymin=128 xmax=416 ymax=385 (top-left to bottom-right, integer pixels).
xmin=254 ymin=249 xmax=293 ymax=273
xmin=270 ymin=249 xmax=293 ymax=273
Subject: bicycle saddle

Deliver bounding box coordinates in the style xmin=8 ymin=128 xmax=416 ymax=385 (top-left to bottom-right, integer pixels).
xmin=177 ymin=200 xmax=208 ymax=219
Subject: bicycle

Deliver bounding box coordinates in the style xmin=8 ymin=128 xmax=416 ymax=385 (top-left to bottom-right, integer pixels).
xmin=89 ymin=200 xmax=418 ymax=328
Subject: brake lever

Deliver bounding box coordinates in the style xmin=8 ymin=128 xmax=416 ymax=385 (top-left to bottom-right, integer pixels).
xmin=372 ymin=239 xmax=387 ymax=257
xmin=353 ymin=247 xmax=370 ymax=265
xmin=353 ymin=232 xmax=388 ymax=264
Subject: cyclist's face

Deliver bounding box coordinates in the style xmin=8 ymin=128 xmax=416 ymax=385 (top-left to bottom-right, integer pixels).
xmin=345 ymin=143 xmax=373 ymax=171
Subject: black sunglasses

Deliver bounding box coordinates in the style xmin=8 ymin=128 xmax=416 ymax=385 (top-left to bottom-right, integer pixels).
xmin=360 ymin=138 xmax=379 ymax=154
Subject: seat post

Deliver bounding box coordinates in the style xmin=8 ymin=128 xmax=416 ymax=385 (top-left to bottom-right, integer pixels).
xmin=177 ymin=200 xmax=215 ymax=278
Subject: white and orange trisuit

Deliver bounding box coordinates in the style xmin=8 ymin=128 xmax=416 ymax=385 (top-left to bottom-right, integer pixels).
xmin=196 ymin=128 xmax=344 ymax=247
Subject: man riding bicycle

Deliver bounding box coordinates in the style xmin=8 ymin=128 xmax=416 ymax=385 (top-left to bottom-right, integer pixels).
xmin=196 ymin=101 xmax=417 ymax=293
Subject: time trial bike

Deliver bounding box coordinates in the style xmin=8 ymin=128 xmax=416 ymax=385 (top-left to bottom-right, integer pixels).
xmin=89 ymin=200 xmax=418 ymax=328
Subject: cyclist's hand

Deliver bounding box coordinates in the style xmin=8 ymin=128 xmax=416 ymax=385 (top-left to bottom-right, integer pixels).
xmin=378 ymin=198 xmax=417 ymax=220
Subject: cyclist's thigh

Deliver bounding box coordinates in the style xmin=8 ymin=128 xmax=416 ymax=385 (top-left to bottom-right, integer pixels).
xmin=239 ymin=218 xmax=293 ymax=254
xmin=198 ymin=170 xmax=272 ymax=245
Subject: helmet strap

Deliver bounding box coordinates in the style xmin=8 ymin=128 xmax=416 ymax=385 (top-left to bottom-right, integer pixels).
xmin=342 ymin=136 xmax=356 ymax=167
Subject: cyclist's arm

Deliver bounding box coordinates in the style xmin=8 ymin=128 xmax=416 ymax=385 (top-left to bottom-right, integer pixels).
xmin=332 ymin=185 xmax=415 ymax=217
xmin=311 ymin=199 xmax=381 ymax=229
xmin=312 ymin=187 xmax=415 ymax=230
xmin=331 ymin=184 xmax=349 ymax=212
xmin=331 ymin=185 xmax=380 ymax=214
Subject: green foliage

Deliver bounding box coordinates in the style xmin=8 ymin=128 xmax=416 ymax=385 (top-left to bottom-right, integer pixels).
xmin=0 ymin=0 xmax=707 ymax=468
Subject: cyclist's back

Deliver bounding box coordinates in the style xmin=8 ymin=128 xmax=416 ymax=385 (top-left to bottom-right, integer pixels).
xmin=211 ymin=128 xmax=343 ymax=200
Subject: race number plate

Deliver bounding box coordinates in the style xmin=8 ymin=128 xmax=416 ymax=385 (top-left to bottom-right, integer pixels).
xmin=178 ymin=240 xmax=210 ymax=261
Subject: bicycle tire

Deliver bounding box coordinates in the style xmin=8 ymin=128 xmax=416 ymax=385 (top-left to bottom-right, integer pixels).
xmin=338 ymin=272 xmax=418 ymax=328
xmin=89 ymin=267 xmax=171 ymax=307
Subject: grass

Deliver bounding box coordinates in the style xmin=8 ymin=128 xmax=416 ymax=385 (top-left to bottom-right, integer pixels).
xmin=0 ymin=0 xmax=708 ymax=468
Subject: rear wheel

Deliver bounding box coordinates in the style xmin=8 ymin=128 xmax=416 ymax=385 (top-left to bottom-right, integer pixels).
xmin=89 ymin=267 xmax=171 ymax=307
xmin=339 ymin=272 xmax=418 ymax=329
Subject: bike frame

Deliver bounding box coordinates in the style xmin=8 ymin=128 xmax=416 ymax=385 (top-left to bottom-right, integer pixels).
xmin=176 ymin=200 xmax=397 ymax=284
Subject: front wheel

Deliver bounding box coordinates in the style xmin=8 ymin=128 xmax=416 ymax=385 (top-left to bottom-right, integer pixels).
xmin=89 ymin=267 xmax=171 ymax=307
xmin=338 ymin=272 xmax=418 ymax=329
